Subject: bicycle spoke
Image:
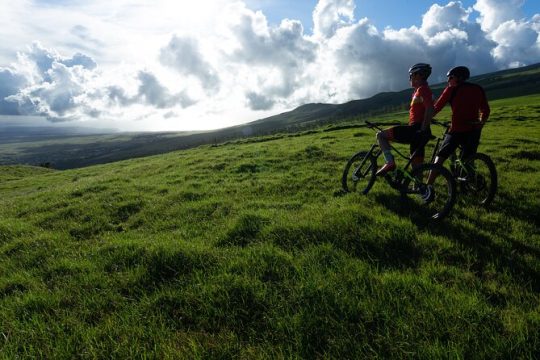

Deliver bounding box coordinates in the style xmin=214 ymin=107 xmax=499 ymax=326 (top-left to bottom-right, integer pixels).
xmin=404 ymin=164 xmax=456 ymax=221
xmin=342 ymin=151 xmax=377 ymax=194
xmin=458 ymin=153 xmax=497 ymax=206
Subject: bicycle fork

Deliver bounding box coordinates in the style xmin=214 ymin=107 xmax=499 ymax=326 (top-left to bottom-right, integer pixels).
xmin=386 ymin=167 xmax=420 ymax=194
xmin=453 ymin=157 xmax=476 ymax=182
xmin=353 ymin=145 xmax=380 ymax=179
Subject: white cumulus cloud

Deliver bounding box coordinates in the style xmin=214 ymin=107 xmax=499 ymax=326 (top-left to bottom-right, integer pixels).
xmin=159 ymin=35 xmax=220 ymax=93
xmin=224 ymin=4 xmax=318 ymax=109
xmin=474 ymin=0 xmax=525 ymax=32
xmin=490 ymin=19 xmax=540 ymax=68
xmin=4 ymin=43 xmax=101 ymax=122
xmin=313 ymin=0 xmax=356 ymax=39
xmin=0 ymin=0 xmax=538 ymax=131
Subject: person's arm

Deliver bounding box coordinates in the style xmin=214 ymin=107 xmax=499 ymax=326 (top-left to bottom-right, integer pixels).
xmin=433 ymin=86 xmax=451 ymax=116
xmin=479 ymin=87 xmax=490 ymax=124
xmin=422 ymin=106 xmax=434 ymax=131
xmin=421 ymin=87 xmax=435 ymax=131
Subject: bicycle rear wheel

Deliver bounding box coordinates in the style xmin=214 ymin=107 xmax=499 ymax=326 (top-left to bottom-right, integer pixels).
xmin=342 ymin=151 xmax=377 ymax=194
xmin=403 ymin=164 xmax=456 ymax=221
xmin=457 ymin=153 xmax=497 ymax=207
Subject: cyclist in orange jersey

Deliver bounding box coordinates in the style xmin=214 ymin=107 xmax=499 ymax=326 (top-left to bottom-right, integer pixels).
xmin=375 ymin=63 xmax=434 ymax=176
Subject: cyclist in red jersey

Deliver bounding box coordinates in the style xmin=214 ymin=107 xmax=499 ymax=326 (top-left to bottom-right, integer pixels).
xmin=375 ymin=63 xmax=434 ymax=176
xmin=432 ymin=66 xmax=490 ymax=165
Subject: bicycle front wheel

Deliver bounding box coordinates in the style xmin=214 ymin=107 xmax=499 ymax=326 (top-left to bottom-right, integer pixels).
xmin=342 ymin=151 xmax=377 ymax=194
xmin=403 ymin=164 xmax=456 ymax=221
xmin=458 ymin=153 xmax=497 ymax=207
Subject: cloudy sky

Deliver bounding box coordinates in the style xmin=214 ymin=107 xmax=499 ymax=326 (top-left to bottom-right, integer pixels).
xmin=0 ymin=0 xmax=538 ymax=131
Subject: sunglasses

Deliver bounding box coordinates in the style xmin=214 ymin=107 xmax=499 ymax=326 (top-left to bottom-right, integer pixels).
xmin=447 ymin=75 xmax=457 ymax=81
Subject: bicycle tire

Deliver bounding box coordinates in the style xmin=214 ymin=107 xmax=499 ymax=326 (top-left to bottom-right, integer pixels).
xmin=458 ymin=153 xmax=497 ymax=207
xmin=342 ymin=151 xmax=377 ymax=194
xmin=403 ymin=163 xmax=456 ymax=221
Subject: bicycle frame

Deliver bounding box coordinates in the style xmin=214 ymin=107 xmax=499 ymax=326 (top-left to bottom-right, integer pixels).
xmin=364 ymin=121 xmax=428 ymax=191
xmin=342 ymin=121 xmax=458 ymax=220
xmin=429 ymin=119 xmax=450 ymax=164
xmin=430 ymin=118 xmax=486 ymax=160
xmin=430 ymin=118 xmax=492 ymax=186
xmin=430 ymin=119 xmax=476 ymax=171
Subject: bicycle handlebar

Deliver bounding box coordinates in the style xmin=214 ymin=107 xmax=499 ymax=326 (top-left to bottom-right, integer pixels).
xmin=364 ymin=119 xmax=484 ymax=135
xmin=431 ymin=118 xmax=485 ymax=128
xmin=431 ymin=118 xmax=449 ymax=128
xmin=365 ymin=120 xmax=401 ymax=130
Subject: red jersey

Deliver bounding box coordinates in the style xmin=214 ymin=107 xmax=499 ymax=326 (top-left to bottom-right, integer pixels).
xmin=409 ymin=83 xmax=433 ymax=125
xmin=434 ymin=82 xmax=490 ymax=133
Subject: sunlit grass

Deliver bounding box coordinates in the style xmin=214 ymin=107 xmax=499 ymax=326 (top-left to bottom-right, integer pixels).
xmin=0 ymin=95 xmax=539 ymax=358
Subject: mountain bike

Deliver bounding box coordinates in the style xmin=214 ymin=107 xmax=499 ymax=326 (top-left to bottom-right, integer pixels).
xmin=342 ymin=121 xmax=456 ymax=221
xmin=430 ymin=119 xmax=497 ymax=207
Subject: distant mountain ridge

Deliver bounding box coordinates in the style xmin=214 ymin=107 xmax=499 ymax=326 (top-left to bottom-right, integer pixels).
xmin=248 ymin=62 xmax=540 ymax=130
xmin=1 ymin=63 xmax=539 ymax=169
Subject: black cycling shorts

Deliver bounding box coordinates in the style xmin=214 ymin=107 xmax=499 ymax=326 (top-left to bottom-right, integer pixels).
xmin=388 ymin=123 xmax=430 ymax=158
xmin=437 ymin=128 xmax=482 ymax=160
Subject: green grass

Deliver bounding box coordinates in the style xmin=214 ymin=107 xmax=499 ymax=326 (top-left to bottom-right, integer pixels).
xmin=0 ymin=95 xmax=539 ymax=358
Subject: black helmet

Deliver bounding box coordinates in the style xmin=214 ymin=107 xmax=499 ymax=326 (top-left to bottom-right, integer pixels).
xmin=447 ymin=66 xmax=470 ymax=80
xmin=409 ymin=63 xmax=432 ymax=79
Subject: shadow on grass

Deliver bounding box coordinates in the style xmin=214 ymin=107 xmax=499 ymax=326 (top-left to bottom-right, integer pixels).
xmin=213 ymin=198 xmax=423 ymax=270
xmin=374 ymin=192 xmax=540 ymax=292
xmin=216 ymin=214 xmax=269 ymax=247
xmin=494 ymin=191 xmax=540 ymax=228
xmin=266 ymin=219 xmax=422 ymax=270
xmin=148 ymin=274 xmax=270 ymax=341
xmin=431 ymin=218 xmax=539 ymax=293
xmin=372 ymin=193 xmax=433 ymax=227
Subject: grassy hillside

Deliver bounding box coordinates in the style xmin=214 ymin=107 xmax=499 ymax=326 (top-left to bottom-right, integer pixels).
xmin=0 ymin=94 xmax=539 ymax=358
xmin=1 ymin=63 xmax=539 ymax=170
